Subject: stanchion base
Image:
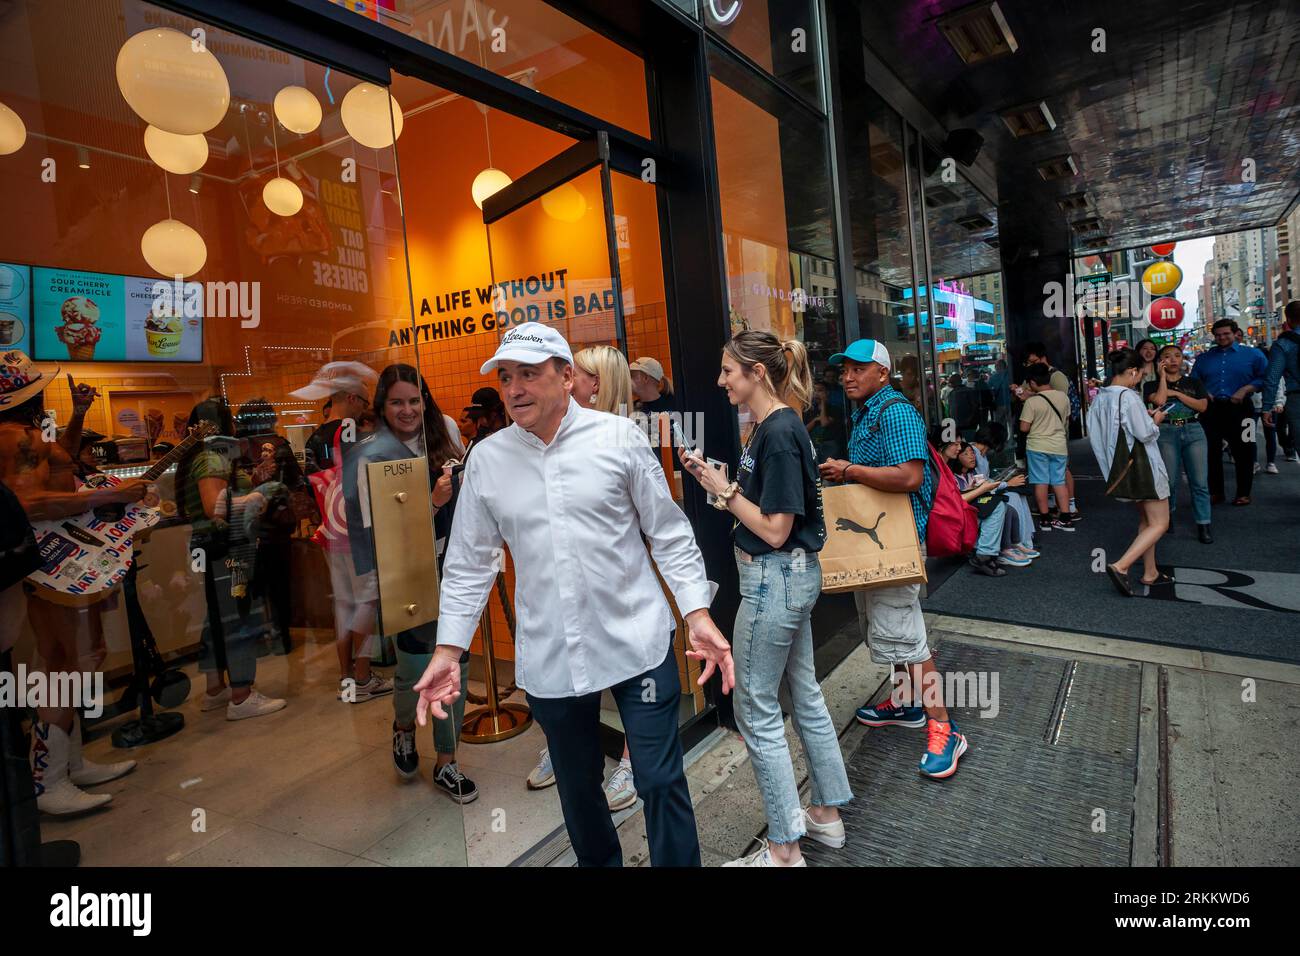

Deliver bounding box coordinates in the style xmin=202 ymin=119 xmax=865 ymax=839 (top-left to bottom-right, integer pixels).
xmin=40 ymin=840 xmax=81 ymax=867
xmin=112 ymin=712 xmax=185 ymax=749
xmin=461 ymin=702 xmax=532 ymax=743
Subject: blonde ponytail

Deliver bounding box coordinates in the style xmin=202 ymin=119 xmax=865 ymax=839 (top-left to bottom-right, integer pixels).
xmin=781 ymin=339 xmax=813 ymax=412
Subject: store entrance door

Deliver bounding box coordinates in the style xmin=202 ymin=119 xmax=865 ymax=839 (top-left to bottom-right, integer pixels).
xmin=481 ymin=132 xmax=628 ymax=357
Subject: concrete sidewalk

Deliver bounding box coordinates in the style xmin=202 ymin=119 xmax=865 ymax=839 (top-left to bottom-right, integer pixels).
xmin=590 ymin=613 xmax=1300 ymax=866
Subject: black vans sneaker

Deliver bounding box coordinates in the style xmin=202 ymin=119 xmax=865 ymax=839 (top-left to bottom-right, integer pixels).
xmin=434 ymin=761 xmax=479 ymax=804
xmin=393 ymin=722 xmax=419 ymax=779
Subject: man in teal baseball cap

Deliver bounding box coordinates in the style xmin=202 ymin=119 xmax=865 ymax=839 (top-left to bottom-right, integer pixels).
xmin=819 ymin=338 xmax=971 ymax=780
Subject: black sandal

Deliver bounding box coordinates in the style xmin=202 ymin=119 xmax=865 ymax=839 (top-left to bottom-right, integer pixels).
xmin=1140 ymin=572 xmax=1175 ymax=586
xmin=1106 ymin=563 xmax=1134 ymax=597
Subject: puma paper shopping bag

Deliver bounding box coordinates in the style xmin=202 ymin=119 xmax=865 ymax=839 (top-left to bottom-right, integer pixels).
xmin=819 ymin=482 xmax=927 ymax=593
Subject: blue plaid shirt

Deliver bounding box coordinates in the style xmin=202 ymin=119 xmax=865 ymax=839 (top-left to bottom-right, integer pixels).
xmin=847 ymin=385 xmax=935 ymax=538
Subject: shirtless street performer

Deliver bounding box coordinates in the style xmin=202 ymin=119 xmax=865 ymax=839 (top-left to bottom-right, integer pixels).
xmin=0 ymin=351 xmax=143 ymax=814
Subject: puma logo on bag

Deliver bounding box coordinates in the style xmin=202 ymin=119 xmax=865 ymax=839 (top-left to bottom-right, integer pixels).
xmin=835 ymin=512 xmax=887 ymax=550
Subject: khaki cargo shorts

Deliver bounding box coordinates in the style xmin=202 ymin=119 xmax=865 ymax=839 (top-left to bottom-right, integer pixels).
xmin=853 ymin=581 xmax=930 ymax=665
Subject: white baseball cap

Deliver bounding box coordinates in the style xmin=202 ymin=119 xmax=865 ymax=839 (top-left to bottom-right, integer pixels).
xmin=628 ymin=356 xmax=665 ymax=381
xmin=290 ymin=361 xmax=378 ymax=401
xmin=480 ymin=324 xmax=574 ymax=374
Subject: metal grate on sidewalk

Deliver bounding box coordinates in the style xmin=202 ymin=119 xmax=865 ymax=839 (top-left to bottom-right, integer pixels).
xmin=802 ymin=638 xmax=1142 ymax=867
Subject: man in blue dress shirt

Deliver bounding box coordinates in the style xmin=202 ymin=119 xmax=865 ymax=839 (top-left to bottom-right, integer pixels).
xmin=1190 ymin=318 xmax=1267 ymax=505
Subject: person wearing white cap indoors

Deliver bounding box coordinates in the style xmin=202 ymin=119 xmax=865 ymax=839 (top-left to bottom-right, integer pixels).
xmin=0 ymin=352 xmax=144 ymax=814
xmin=293 ymin=361 xmax=379 ymax=475
xmin=292 ymin=360 xmax=395 ymax=704
xmin=414 ymin=324 xmax=734 ymax=866
xmin=817 ymin=339 xmax=971 ymax=781
xmin=629 ymin=355 xmax=675 ymax=417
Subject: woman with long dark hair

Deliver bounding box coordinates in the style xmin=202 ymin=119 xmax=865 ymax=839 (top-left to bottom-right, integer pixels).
xmin=343 ymin=364 xmax=476 ymax=803
xmin=1088 ymin=349 xmax=1171 ymax=596
xmin=680 ymin=330 xmax=851 ymax=866
xmin=175 ymin=396 xmax=286 ymax=719
xmin=1135 ymin=338 xmax=1159 ymax=386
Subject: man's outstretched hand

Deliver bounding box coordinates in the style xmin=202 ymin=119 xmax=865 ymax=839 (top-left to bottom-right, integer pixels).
xmin=684 ymin=609 xmax=734 ymax=695
xmin=414 ymin=646 xmax=463 ymax=725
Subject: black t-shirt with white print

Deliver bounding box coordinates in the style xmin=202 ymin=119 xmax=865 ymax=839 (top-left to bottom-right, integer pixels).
xmin=733 ymin=407 xmax=826 ymax=557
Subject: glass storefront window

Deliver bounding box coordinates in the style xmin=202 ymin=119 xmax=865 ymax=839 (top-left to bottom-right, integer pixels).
xmin=838 ymin=88 xmax=924 ymax=433
xmin=708 ymin=44 xmax=843 ymax=454
xmin=367 ymin=0 xmax=652 ymax=139
xmin=917 ymin=142 xmax=1003 ymax=437
xmin=704 ymin=0 xmax=822 ymax=107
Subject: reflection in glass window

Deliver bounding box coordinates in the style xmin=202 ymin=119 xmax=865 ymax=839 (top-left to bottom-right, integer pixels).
xmin=708 ymin=48 xmax=843 ymax=456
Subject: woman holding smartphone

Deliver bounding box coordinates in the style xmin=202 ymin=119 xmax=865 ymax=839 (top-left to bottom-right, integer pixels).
xmin=1143 ymin=344 xmax=1212 ymax=543
xmin=680 ymin=331 xmax=851 ymax=867
xmin=343 ymin=364 xmax=477 ymax=803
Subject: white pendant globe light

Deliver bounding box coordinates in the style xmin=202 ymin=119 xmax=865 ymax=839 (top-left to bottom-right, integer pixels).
xmin=143 ymin=125 xmax=208 ymax=174
xmin=541 ymin=182 xmax=587 ymax=222
xmin=263 ymin=176 xmax=304 ymax=217
xmin=116 ymin=28 xmax=230 ymax=135
xmin=472 ymin=167 xmax=512 ymax=210
xmin=0 ymin=102 xmax=25 ymax=155
xmin=141 ymin=219 xmax=207 ymax=278
xmin=274 ymin=86 xmax=322 ymax=134
xmin=340 ymin=83 xmax=403 ymax=149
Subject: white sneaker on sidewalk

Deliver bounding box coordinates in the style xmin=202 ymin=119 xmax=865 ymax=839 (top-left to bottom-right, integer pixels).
xmin=604 ymin=761 xmax=637 ymax=811
xmin=226 ymin=689 xmax=287 ymax=721
xmin=802 ymin=808 xmax=846 ymax=848
xmin=1266 ymin=462 xmax=1279 ymax=474
xmin=723 ymin=840 xmax=806 ymax=867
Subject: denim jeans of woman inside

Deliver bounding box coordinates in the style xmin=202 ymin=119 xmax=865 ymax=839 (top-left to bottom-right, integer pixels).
xmin=732 ymin=548 xmax=852 ymax=845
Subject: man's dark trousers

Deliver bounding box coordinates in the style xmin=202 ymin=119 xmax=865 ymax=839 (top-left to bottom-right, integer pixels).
xmin=1201 ymin=398 xmax=1255 ymax=499
xmin=527 ymin=639 xmax=700 ymax=867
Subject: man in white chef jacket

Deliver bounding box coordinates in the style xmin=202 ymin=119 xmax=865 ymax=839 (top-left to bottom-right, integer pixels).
xmin=415 ymin=324 xmax=733 ymax=867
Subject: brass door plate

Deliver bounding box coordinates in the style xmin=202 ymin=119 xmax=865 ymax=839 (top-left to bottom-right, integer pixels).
xmin=366 ymin=458 xmax=439 ymax=635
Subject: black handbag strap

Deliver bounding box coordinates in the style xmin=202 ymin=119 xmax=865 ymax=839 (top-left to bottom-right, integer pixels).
xmin=1031 ymin=392 xmax=1067 ymax=426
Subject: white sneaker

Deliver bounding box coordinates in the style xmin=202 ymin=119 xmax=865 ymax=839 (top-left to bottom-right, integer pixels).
xmin=802 ymin=808 xmax=846 ymax=848
xmin=200 ymin=687 xmax=232 ymax=711
xmin=68 ymin=716 xmax=135 ymax=787
xmin=226 ymin=689 xmax=287 ymax=721
xmin=338 ymin=674 xmax=394 ymax=702
xmin=1253 ymin=462 xmax=1262 ymax=475
xmin=604 ymin=762 xmax=637 ymax=811
xmin=722 ymin=840 xmax=807 ymax=867
xmin=1266 ymin=463 xmax=1279 ymax=474
xmin=526 ymin=748 xmax=556 ymax=790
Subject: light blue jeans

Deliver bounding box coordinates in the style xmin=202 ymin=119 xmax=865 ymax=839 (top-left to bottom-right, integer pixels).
xmin=733 ymin=549 xmax=852 ymax=845
xmin=1157 ymin=421 xmax=1211 ymax=525
xmin=976 ymin=501 xmax=1008 ymax=556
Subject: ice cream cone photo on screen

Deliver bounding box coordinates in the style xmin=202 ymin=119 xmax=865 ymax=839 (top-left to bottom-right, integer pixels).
xmin=56 ymin=296 xmax=103 ymax=360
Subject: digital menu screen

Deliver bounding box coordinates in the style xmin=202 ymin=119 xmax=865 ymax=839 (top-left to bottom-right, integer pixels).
xmin=0 ymin=263 xmax=32 ymax=354
xmin=31 ymin=267 xmax=203 ymax=362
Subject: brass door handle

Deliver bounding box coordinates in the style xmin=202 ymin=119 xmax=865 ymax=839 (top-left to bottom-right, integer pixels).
xmin=406 ymin=603 xmax=418 ymax=615
xmin=394 ymin=492 xmax=408 ymax=503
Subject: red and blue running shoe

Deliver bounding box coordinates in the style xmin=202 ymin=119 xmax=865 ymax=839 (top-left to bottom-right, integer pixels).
xmin=855 ymin=698 xmax=926 ymax=728
xmin=919 ymin=719 xmax=968 ymax=779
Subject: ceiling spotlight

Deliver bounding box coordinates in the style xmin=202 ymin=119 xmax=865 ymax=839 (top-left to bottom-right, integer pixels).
xmin=77 ymin=145 xmax=91 ymax=169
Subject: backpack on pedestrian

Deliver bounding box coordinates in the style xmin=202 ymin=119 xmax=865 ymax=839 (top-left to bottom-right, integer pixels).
xmin=924 ymin=443 xmax=979 ymax=558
